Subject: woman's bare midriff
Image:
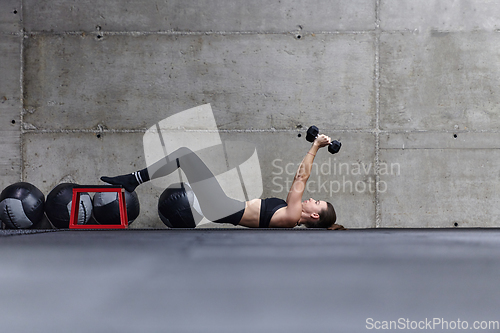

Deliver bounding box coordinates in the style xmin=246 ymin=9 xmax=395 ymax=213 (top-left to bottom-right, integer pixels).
xmin=238 ymin=199 xmax=261 ymax=228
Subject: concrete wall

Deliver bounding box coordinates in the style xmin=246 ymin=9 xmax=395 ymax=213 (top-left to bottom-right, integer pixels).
xmin=2 ymin=0 xmax=500 ymax=228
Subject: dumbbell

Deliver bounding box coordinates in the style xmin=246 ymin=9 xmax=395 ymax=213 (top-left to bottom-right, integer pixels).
xmin=306 ymin=125 xmax=342 ymax=154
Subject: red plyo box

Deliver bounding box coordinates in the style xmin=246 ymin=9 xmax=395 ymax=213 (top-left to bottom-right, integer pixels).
xmin=69 ymin=185 xmax=128 ymax=229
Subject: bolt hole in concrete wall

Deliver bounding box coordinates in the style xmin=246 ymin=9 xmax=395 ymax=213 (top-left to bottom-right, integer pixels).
xmin=11 ymin=120 xmax=16 ymax=124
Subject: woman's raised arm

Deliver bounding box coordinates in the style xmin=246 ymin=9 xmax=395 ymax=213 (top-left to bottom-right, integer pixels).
xmin=270 ymin=134 xmax=331 ymax=227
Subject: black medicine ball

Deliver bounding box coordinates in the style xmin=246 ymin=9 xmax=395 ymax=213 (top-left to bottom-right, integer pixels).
xmin=158 ymin=183 xmax=203 ymax=228
xmin=45 ymin=183 xmax=92 ymax=228
xmin=0 ymin=182 xmax=45 ymax=229
xmin=93 ymin=190 xmax=140 ymax=225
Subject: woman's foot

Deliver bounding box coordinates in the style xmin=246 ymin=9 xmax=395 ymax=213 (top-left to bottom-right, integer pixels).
xmin=100 ymin=174 xmax=139 ymax=192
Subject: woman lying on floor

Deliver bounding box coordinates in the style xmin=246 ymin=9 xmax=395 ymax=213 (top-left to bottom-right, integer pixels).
xmin=101 ymin=133 xmax=345 ymax=230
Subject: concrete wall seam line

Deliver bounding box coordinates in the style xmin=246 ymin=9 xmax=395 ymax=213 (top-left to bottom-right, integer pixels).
xmin=19 ymin=128 xmax=389 ymax=134
xmin=23 ymin=30 xmax=378 ymax=36
xmin=19 ymin=1 xmax=25 ymax=183
xmin=374 ymin=0 xmax=382 ymax=228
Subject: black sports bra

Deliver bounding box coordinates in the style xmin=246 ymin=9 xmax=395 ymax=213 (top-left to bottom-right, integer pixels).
xmin=259 ymin=198 xmax=287 ymax=228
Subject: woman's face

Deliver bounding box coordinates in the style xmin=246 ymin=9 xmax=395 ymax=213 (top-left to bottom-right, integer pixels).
xmin=302 ymin=198 xmax=327 ymax=216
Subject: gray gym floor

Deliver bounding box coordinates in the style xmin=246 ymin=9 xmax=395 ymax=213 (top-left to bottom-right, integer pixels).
xmin=1 ymin=229 xmax=499 ymax=332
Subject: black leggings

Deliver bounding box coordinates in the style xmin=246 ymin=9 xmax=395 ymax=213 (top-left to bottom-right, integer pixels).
xmin=148 ymin=147 xmax=245 ymax=224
